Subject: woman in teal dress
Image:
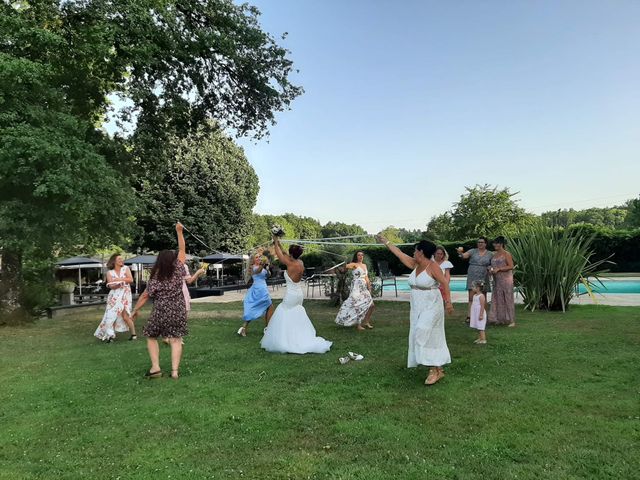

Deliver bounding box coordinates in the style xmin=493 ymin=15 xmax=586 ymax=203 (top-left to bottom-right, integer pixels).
xmin=238 ymin=253 xmax=274 ymax=336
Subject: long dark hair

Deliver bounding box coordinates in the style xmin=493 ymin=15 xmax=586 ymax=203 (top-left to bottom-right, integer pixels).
xmin=415 ymin=240 xmax=437 ymax=258
xmin=150 ymin=250 xmax=178 ymax=282
xmin=352 ymin=250 xmax=365 ymax=262
xmin=106 ymin=253 xmax=121 ymax=270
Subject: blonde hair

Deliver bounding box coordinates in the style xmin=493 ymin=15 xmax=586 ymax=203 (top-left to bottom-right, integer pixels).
xmin=435 ymin=246 xmax=449 ymax=261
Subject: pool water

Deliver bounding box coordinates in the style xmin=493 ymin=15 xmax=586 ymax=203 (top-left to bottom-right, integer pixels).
xmin=384 ymin=279 xmax=640 ymax=294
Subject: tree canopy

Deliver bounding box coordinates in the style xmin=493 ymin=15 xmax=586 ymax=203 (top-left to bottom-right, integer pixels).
xmin=0 ymin=0 xmax=302 ymax=319
xmin=426 ymin=185 xmax=534 ymax=241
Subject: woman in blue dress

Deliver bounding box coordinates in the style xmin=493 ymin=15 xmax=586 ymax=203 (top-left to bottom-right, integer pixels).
xmin=238 ymin=253 xmax=274 ymax=336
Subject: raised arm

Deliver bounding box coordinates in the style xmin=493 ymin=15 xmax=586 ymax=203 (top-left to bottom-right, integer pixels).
xmin=176 ymin=222 xmax=186 ymax=264
xmin=185 ymin=268 xmax=206 ymax=285
xmin=376 ymin=234 xmax=416 ymax=270
xmin=273 ymin=236 xmax=295 ymax=267
xmin=456 ymin=247 xmax=472 ymax=260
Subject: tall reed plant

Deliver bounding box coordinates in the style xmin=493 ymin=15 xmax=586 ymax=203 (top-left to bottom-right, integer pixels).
xmin=509 ymin=224 xmax=611 ymax=311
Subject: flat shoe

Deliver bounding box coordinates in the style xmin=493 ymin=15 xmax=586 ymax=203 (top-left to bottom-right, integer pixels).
xmin=144 ymin=370 xmax=162 ymax=379
xmin=338 ymin=356 xmax=351 ymax=365
xmin=425 ymin=370 xmax=443 ymax=386
xmin=348 ymin=351 xmax=364 ymax=361
xmin=237 ymin=327 xmax=246 ymax=337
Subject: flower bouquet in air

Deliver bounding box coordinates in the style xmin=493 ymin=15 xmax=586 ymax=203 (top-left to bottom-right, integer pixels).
xmin=199 ymin=262 xmax=209 ymax=272
xmin=271 ymin=224 xmax=285 ymax=237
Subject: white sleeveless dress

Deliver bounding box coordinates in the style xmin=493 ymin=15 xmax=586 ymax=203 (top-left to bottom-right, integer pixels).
xmin=407 ymin=269 xmax=451 ymax=368
xmin=260 ymin=271 xmax=332 ymax=354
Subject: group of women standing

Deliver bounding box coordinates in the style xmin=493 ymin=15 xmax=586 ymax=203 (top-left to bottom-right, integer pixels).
xmin=92 ymin=225 xmax=513 ymax=388
xmin=457 ymin=236 xmax=516 ymax=327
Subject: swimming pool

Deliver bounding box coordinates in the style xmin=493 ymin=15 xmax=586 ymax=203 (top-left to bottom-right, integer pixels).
xmin=383 ymin=278 xmax=640 ymax=294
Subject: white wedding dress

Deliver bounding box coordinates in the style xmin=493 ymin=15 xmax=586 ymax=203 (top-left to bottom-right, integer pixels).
xmin=260 ymin=271 xmax=332 ymax=354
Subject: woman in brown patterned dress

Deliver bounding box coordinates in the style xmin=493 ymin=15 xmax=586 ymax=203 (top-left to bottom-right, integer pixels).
xmin=488 ymin=236 xmax=516 ymax=327
xmin=131 ymin=223 xmax=188 ymax=379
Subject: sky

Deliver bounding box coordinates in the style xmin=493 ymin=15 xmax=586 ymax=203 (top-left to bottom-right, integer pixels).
xmin=235 ymin=0 xmax=640 ymax=232
xmin=109 ymin=1 xmax=640 ymax=233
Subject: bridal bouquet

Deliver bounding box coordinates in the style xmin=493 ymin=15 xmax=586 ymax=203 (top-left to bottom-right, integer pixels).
xmin=271 ymin=224 xmax=285 ymax=237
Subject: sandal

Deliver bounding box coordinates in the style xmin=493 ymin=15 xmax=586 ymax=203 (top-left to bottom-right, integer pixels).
xmin=348 ymin=351 xmax=364 ymax=361
xmin=144 ymin=370 xmax=162 ymax=379
xmin=237 ymin=327 xmax=247 ymax=337
xmin=364 ymin=323 xmax=374 ymax=329
xmin=425 ymin=369 xmax=443 ymax=386
xmin=129 ymin=334 xmax=137 ymax=341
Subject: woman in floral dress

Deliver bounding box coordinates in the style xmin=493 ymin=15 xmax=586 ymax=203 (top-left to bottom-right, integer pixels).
xmin=131 ymin=223 xmax=188 ymax=379
xmin=94 ymin=253 xmax=137 ymax=342
xmin=488 ymin=236 xmax=516 ymax=327
xmin=335 ymin=251 xmax=375 ymax=331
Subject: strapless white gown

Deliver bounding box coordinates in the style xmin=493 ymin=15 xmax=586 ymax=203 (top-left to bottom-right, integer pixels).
xmin=260 ymin=271 xmax=332 ymax=354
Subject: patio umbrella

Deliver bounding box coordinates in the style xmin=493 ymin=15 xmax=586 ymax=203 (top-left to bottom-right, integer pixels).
xmin=124 ymin=255 xmax=158 ymax=294
xmin=201 ymin=253 xmax=248 ymax=282
xmin=56 ymin=257 xmax=104 ymax=295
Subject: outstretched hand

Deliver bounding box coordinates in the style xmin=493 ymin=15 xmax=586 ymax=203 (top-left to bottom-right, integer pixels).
xmin=176 ymin=222 xmax=184 ymax=233
xmin=375 ymin=234 xmax=388 ymax=245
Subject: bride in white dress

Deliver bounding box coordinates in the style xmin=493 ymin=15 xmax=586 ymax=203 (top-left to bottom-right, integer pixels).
xmin=376 ymin=235 xmax=454 ymax=385
xmin=260 ymin=235 xmax=332 ymax=354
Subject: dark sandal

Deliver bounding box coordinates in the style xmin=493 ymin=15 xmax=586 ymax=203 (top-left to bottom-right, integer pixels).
xmin=144 ymin=370 xmax=162 ymax=378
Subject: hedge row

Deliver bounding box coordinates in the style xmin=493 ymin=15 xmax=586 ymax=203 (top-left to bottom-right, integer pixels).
xmin=302 ymin=226 xmax=640 ymax=274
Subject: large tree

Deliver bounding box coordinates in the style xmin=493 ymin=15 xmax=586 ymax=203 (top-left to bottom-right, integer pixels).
xmin=427 ymin=185 xmax=534 ymax=241
xmin=133 ymin=125 xmax=259 ymax=254
xmin=624 ymin=197 xmax=640 ymax=229
xmin=0 ymin=0 xmax=302 ymax=319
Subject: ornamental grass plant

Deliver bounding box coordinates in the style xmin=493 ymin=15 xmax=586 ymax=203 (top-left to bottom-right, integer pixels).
xmin=510 ymin=223 xmax=611 ymax=311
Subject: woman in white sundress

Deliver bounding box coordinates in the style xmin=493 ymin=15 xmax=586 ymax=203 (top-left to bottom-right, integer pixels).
xmin=377 ymin=236 xmax=454 ymax=386
xmin=260 ymin=235 xmax=332 ymax=354
xmin=94 ymin=253 xmax=137 ymax=342
xmin=335 ymin=251 xmax=375 ymax=331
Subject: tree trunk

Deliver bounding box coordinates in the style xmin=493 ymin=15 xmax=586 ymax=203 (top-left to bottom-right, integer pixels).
xmin=0 ymin=249 xmax=23 ymax=323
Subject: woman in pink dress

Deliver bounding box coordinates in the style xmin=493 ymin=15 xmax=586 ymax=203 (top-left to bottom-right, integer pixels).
xmin=488 ymin=236 xmax=516 ymax=327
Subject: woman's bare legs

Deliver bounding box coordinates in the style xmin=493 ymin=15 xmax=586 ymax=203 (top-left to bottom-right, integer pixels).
xmin=123 ymin=311 xmax=137 ymax=337
xmin=169 ymin=337 xmax=183 ymax=378
xmin=363 ymin=303 xmax=376 ymax=328
xmin=147 ymin=338 xmax=160 ymax=373
xmin=265 ymin=304 xmax=275 ymax=326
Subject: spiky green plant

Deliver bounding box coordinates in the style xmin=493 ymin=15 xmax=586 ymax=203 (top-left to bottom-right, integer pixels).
xmin=509 ymin=223 xmax=611 ymax=311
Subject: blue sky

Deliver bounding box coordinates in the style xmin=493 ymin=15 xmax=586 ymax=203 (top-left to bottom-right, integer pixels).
xmin=236 ymin=0 xmax=640 ymax=232
xmin=107 ymin=1 xmax=640 ymax=232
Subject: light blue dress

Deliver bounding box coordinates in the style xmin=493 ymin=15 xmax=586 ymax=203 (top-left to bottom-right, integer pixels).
xmin=243 ymin=267 xmax=272 ymax=321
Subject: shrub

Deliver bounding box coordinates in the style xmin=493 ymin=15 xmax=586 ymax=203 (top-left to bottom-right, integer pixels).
xmin=509 ymin=224 xmax=611 ymax=311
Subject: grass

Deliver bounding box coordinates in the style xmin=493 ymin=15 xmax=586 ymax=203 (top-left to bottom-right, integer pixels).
xmin=1 ymin=301 xmax=639 ymax=479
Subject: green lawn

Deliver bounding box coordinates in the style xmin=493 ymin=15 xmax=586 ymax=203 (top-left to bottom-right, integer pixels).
xmin=1 ymin=301 xmax=638 ymax=479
